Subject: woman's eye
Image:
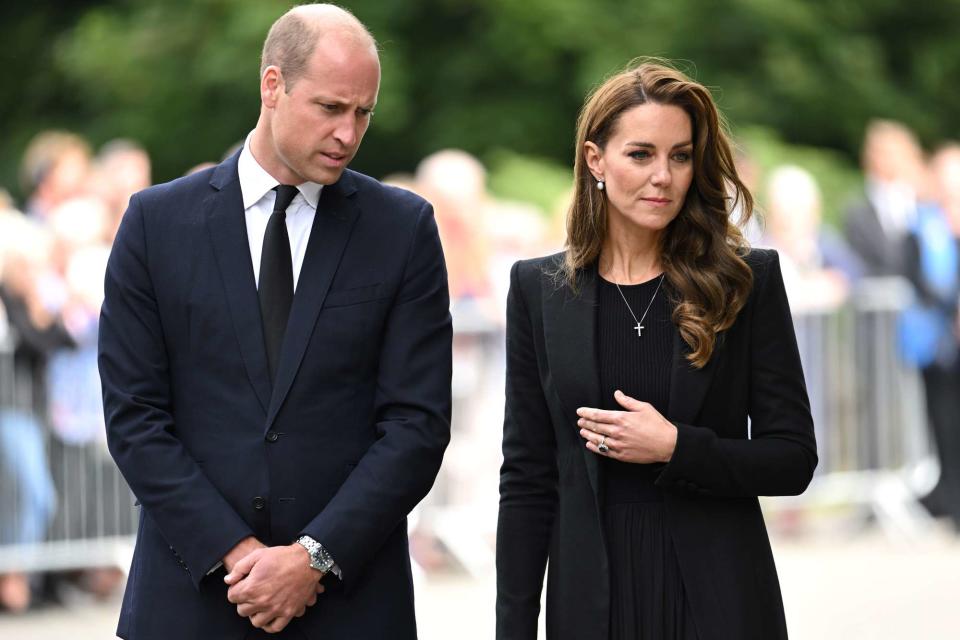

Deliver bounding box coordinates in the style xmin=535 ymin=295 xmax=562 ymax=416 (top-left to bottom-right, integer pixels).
xmin=672 ymin=152 xmax=692 ymax=162
xmin=628 ymin=151 xmax=650 ymax=160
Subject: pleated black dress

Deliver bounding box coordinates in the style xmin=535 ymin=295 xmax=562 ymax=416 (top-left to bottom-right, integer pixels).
xmin=597 ymin=275 xmax=699 ymax=640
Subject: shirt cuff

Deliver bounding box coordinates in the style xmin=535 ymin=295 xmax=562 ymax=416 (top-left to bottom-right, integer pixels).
xmin=328 ymin=558 xmax=342 ymax=579
xmin=318 ymin=542 xmax=342 ymax=579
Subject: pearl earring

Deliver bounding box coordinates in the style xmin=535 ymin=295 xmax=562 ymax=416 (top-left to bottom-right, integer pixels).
xmin=596 ymin=178 xmax=605 ymax=191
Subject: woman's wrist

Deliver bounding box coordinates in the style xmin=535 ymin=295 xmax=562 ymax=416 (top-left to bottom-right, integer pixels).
xmin=660 ymin=423 xmax=678 ymax=463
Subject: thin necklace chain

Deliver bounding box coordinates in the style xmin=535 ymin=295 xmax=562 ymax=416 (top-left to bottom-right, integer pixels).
xmin=614 ymin=274 xmax=665 ymax=337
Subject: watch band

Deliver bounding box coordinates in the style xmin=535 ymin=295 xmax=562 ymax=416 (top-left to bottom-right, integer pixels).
xmin=296 ymin=535 xmax=335 ymax=573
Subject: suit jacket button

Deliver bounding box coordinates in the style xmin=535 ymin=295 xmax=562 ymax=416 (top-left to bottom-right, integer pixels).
xmin=252 ymin=497 xmax=266 ymax=510
xmin=265 ymin=430 xmax=279 ymax=442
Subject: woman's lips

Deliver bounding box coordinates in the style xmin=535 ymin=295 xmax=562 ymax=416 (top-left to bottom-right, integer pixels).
xmin=640 ymin=197 xmax=672 ymax=206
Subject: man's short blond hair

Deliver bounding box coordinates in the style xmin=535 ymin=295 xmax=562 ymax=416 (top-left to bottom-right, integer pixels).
xmin=259 ymin=4 xmax=377 ymax=91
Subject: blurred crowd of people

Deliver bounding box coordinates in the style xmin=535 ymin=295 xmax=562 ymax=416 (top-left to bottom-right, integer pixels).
xmin=0 ymin=131 xmax=151 ymax=612
xmin=2 ymin=119 xmax=959 ymax=614
xmin=753 ymin=121 xmax=960 ymax=536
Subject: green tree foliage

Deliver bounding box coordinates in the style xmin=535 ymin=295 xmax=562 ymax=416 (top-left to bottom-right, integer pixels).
xmin=2 ymin=0 xmax=959 ymax=199
xmin=0 ymin=1 xmax=116 ymax=197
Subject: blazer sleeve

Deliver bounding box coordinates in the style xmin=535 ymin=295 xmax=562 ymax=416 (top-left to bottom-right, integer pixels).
xmin=299 ymin=201 xmax=452 ymax=590
xmin=496 ymin=260 xmax=558 ymax=640
xmin=657 ymin=250 xmax=818 ymax=497
xmin=99 ymin=195 xmax=254 ymax=588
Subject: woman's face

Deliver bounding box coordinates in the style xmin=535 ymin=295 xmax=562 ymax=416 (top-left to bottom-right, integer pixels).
xmin=585 ymin=102 xmax=694 ymax=236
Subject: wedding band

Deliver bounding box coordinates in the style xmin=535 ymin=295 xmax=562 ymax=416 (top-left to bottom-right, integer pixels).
xmin=598 ymin=436 xmax=609 ymax=454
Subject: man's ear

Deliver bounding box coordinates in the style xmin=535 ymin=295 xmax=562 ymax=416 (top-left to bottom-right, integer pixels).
xmin=261 ymin=66 xmax=284 ymax=109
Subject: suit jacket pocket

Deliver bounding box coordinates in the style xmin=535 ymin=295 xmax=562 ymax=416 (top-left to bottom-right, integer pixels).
xmin=324 ymin=283 xmax=385 ymax=308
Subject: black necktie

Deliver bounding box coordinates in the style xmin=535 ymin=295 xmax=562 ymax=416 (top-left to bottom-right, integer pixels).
xmin=259 ymin=184 xmax=298 ymax=383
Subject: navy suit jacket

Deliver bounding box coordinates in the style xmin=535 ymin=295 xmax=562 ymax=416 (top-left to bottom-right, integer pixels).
xmin=99 ymin=152 xmax=452 ymax=640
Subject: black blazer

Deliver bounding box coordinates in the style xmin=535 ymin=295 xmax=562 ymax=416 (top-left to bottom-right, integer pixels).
xmin=99 ymin=152 xmax=452 ymax=640
xmin=496 ymin=249 xmax=817 ymax=640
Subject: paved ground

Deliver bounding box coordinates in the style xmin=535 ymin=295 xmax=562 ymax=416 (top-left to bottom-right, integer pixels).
xmin=2 ymin=531 xmax=958 ymax=639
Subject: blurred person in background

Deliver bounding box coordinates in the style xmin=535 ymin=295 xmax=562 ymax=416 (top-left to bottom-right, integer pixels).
xmin=761 ymin=165 xmax=864 ymax=312
xmin=91 ymin=139 xmax=152 ymax=241
xmin=45 ymin=198 xmax=112 ymax=451
xmin=497 ymin=60 xmax=816 ymax=640
xmin=98 ymin=5 xmax=451 ymax=639
xmin=759 ymin=165 xmax=864 ymax=481
xmin=413 ymin=151 xmax=500 ymax=574
xmin=902 ymin=144 xmax=960 ymax=527
xmin=43 ymin=196 xmax=130 ymax=598
xmin=416 ymin=149 xmax=493 ymax=312
xmin=18 ymin=130 xmax=92 ymax=221
xmin=0 ymin=212 xmax=64 ymax=613
xmin=844 ymin=120 xmax=926 ymax=277
xmin=732 ymin=142 xmax=763 ymax=244
xmin=416 ymin=152 xmax=552 ymax=576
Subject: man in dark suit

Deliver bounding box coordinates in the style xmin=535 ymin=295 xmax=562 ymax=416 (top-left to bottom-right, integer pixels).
xmin=98 ymin=5 xmax=451 ymax=639
xmin=843 ymin=119 xmax=925 ymax=277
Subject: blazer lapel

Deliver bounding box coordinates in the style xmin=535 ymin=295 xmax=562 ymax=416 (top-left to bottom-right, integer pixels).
xmin=265 ymin=172 xmax=361 ymax=430
xmin=667 ymin=323 xmax=720 ymax=425
xmin=204 ymin=154 xmax=272 ymax=414
xmin=542 ymin=264 xmax=603 ymax=498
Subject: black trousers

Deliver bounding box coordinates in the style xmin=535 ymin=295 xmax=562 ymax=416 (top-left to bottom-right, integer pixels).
xmin=922 ymin=364 xmax=960 ymax=525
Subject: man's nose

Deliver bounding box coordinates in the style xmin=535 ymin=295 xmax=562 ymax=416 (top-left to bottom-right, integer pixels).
xmin=333 ymin=115 xmax=359 ymax=148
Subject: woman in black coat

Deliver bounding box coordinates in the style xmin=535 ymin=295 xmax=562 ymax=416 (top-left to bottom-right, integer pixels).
xmin=496 ymin=60 xmax=818 ymax=640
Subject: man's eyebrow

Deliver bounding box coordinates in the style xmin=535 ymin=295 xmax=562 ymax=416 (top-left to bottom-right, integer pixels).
xmin=311 ymin=97 xmax=377 ymax=110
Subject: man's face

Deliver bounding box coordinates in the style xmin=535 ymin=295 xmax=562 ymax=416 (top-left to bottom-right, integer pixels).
xmin=266 ymin=35 xmax=380 ymax=185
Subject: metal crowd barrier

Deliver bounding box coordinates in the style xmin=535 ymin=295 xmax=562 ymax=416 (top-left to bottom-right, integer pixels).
xmin=776 ymin=276 xmax=938 ymax=540
xmin=0 ymin=320 xmax=137 ymax=575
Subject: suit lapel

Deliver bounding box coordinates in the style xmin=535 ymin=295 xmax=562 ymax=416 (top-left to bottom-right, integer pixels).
xmin=667 ymin=317 xmax=719 ymax=425
xmin=542 ymin=264 xmax=603 ymax=498
xmin=204 ymin=154 xmax=272 ymax=414
xmin=265 ymin=172 xmax=361 ymax=430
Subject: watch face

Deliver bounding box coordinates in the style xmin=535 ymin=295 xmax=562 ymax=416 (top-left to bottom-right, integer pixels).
xmin=314 ymin=549 xmax=334 ymax=572
xmin=298 ymin=536 xmax=331 ymax=572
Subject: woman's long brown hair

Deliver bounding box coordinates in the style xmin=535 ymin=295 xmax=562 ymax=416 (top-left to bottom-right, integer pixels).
xmin=560 ymin=59 xmax=753 ymax=368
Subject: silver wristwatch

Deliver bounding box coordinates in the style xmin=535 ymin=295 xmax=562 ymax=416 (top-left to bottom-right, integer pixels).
xmin=295 ymin=535 xmax=335 ymax=573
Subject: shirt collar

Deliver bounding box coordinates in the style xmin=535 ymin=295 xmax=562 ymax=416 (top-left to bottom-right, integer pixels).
xmin=237 ymin=132 xmax=322 ymax=210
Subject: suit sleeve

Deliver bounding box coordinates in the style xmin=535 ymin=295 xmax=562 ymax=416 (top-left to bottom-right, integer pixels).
xmin=99 ymin=195 xmax=253 ymax=588
xmin=496 ymin=261 xmax=558 ymax=640
xmin=300 ymin=201 xmax=452 ymax=589
xmin=657 ymin=251 xmax=818 ymax=497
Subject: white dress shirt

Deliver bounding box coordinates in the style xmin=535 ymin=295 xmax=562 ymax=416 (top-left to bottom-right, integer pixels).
xmin=866 ymin=178 xmax=917 ymax=239
xmin=237 ymin=133 xmax=322 ymax=291
xmin=222 ymin=133 xmax=342 ymax=579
